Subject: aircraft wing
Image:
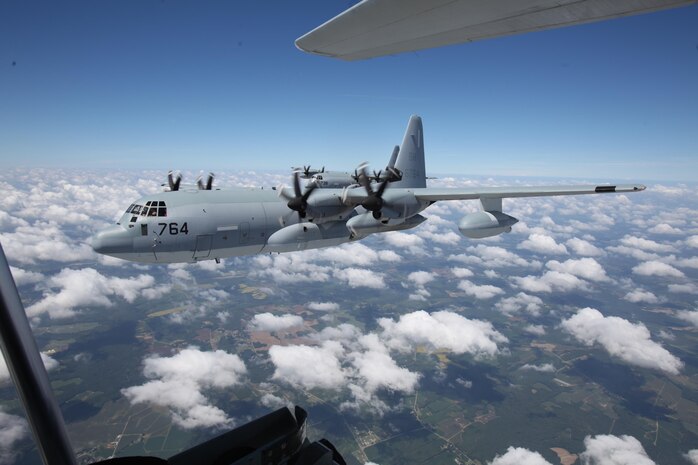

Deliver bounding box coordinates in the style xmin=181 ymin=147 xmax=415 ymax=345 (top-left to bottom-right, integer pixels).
xmin=296 ymin=0 xmax=696 ymax=60
xmin=413 ymin=183 xmax=646 ymax=202
xmin=341 ymin=183 xmax=645 ymax=204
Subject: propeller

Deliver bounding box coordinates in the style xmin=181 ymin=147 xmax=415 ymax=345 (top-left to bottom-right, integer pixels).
xmin=351 ymin=161 xmax=368 ymax=183
xmin=167 ymin=171 xmax=182 ymax=191
xmin=279 ymin=171 xmax=318 ymax=220
xmin=197 ymin=172 xmax=214 ymax=190
xmin=358 ymin=167 xmax=389 ymax=219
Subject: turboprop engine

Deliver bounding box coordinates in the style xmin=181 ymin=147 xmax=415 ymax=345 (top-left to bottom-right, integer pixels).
xmin=458 ymin=211 xmax=518 ymax=239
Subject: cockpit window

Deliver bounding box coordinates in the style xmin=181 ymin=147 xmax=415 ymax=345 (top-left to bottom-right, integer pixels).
xmin=128 ymin=202 xmax=167 ymax=217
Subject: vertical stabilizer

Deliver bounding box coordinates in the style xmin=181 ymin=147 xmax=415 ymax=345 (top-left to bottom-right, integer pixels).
xmin=391 ymin=115 xmax=426 ymax=188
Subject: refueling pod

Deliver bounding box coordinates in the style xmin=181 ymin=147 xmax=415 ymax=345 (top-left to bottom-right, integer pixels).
xmin=458 ymin=197 xmax=518 ymax=239
xmin=458 ymin=210 xmax=518 ymax=238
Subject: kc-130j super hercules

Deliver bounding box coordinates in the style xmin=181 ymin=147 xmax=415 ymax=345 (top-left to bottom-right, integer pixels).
xmin=91 ymin=116 xmax=645 ymax=264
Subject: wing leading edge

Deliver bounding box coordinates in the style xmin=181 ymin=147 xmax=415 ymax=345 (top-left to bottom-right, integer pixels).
xmin=296 ymin=0 xmax=697 ymax=61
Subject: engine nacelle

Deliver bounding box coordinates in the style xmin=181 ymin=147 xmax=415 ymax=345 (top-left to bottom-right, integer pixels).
xmin=458 ymin=211 xmax=518 ymax=239
xmin=267 ymin=223 xmax=322 ymax=251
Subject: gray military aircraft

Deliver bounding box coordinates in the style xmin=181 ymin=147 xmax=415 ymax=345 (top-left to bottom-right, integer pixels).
xmin=91 ymin=115 xmax=645 ymax=264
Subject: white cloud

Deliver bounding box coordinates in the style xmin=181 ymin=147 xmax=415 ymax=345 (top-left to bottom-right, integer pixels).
xmin=458 ymin=280 xmax=504 ymax=299
xmin=623 ymin=289 xmax=659 ymax=304
xmin=676 ymin=310 xmax=698 ymax=327
xmin=546 ymin=258 xmax=609 ymax=282
xmin=520 ymin=363 xmax=555 ymax=372
xmin=620 ymin=235 xmax=676 ymax=253
xmin=566 ymin=237 xmax=605 ymax=257
xmin=687 ymin=235 xmax=698 ymax=248
xmin=382 ymin=231 xmax=425 ymax=254
xmin=518 ymin=234 xmax=568 ymax=255
xmin=1 ymin=352 xmax=59 ymax=383
xmin=269 ymin=342 xmax=347 ymax=390
xmin=668 ymin=283 xmax=698 ymax=294
xmin=9 ymin=266 xmax=44 ymax=286
xmin=580 ymin=434 xmax=656 ymax=465
xmin=122 ymin=347 xmax=247 ymax=429
xmin=451 ymin=267 xmax=474 ymax=278
xmin=249 ymin=313 xmax=303 ymax=332
xmin=333 ymin=268 xmax=385 ymax=289
xmin=307 ymin=301 xmax=339 ymax=311
xmin=684 ymin=450 xmax=698 ymax=465
xmin=523 ymin=325 xmax=546 ymax=336
xmin=496 ymin=293 xmax=544 ymax=316
xmin=407 ymin=270 xmax=435 ymax=287
xmin=632 ymin=261 xmax=685 ymax=278
xmin=648 ymin=223 xmax=682 ymax=235
xmin=561 ymin=308 xmax=683 ymax=375
xmin=379 ymin=310 xmax=507 ymax=358
xmin=0 ymin=409 xmax=28 ymax=465
xmin=488 ymin=446 xmax=553 ymax=465
xmin=26 ymin=267 xmax=158 ymax=319
xmin=0 ymin=223 xmax=94 ymax=265
xmin=513 ymin=271 xmax=588 ymax=294
xmin=449 ymin=244 xmax=541 ymax=269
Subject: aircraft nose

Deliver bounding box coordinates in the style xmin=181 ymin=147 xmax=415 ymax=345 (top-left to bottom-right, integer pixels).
xmin=91 ymin=225 xmax=131 ymax=255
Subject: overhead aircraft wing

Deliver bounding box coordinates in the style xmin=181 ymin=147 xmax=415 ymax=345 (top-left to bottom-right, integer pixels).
xmin=296 ymin=0 xmax=696 ymax=60
xmin=341 ymin=183 xmax=645 ymax=204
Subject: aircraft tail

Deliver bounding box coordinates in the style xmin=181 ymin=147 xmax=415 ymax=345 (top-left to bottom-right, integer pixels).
xmin=391 ymin=115 xmax=426 ymax=188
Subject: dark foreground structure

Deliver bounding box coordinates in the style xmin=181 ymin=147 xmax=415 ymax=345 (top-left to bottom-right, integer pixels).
xmin=0 ymin=243 xmax=346 ymax=465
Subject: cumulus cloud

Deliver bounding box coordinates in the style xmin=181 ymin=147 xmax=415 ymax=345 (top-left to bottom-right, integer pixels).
xmin=382 ymin=231 xmax=426 ymax=254
xmin=379 ymin=310 xmax=507 ymax=358
xmin=407 ymin=271 xmax=436 ymax=287
xmin=523 ymin=325 xmax=546 ymax=336
xmin=676 ymin=310 xmax=698 ymax=327
xmin=451 ymin=267 xmax=474 ymax=278
xmin=546 ymin=258 xmax=609 ymax=282
xmin=249 ymin=313 xmax=303 ymax=332
xmin=687 ymin=235 xmax=698 ymax=248
xmin=26 ymin=267 xmax=160 ymax=319
xmin=270 ymin=310 xmax=506 ymax=413
xmin=449 ymin=245 xmax=541 ymax=269
xmin=623 ymin=289 xmax=658 ymax=304
xmin=270 ymin=342 xmax=347 ymax=391
xmin=333 ymin=267 xmax=386 ymax=289
xmin=566 ymin=237 xmax=605 ymax=257
xmin=488 ymin=446 xmax=553 ymax=465
xmin=458 ymin=280 xmax=504 ymax=299
xmin=121 ymin=347 xmax=247 ymax=429
xmin=0 ymin=409 xmax=28 ymax=465
xmin=518 ymin=234 xmax=568 ymax=255
xmin=9 ymin=267 xmax=44 ymax=286
xmin=620 ymin=235 xmax=676 ymax=254
xmin=520 ymin=363 xmax=555 ymax=372
xmin=580 ymin=434 xmax=655 ymax=465
xmin=684 ymin=450 xmax=698 ymax=465
xmin=307 ymin=301 xmax=339 ymax=311
xmin=561 ymin=308 xmax=683 ymax=375
xmin=632 ymin=261 xmax=685 ymax=278
xmin=1 ymin=352 xmax=59 ymax=383
xmin=496 ymin=293 xmax=544 ymax=316
xmin=648 ymin=223 xmax=682 ymax=235
xmin=0 ymin=223 xmax=94 ymax=265
xmin=513 ymin=271 xmax=588 ymax=294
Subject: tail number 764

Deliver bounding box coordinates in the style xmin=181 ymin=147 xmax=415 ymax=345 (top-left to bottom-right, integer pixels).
xmin=158 ymin=222 xmax=189 ymax=235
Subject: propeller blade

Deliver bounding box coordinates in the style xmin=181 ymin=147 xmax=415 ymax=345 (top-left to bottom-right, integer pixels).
xmin=168 ymin=171 xmax=181 ymax=191
xmin=206 ymin=173 xmax=214 ymax=190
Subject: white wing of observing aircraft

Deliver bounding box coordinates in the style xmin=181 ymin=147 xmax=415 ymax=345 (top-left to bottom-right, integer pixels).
xmin=91 ymin=115 xmax=645 ymax=264
xmin=295 ymin=0 xmax=696 ymax=60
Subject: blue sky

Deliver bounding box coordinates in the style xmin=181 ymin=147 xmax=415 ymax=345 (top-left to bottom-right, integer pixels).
xmin=1 ymin=1 xmax=697 ymax=181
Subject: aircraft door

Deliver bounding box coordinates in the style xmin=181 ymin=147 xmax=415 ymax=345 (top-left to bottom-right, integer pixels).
xmin=193 ymin=235 xmax=212 ymax=259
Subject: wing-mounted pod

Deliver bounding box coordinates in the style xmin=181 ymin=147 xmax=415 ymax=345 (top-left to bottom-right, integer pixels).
xmin=458 ymin=197 xmax=518 ymax=239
